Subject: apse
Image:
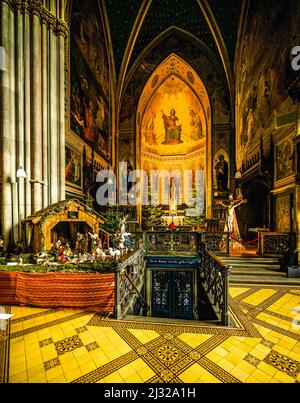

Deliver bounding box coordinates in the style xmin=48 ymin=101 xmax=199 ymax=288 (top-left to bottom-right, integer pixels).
xmin=136 ymin=54 xmax=211 ymax=212
xmin=141 ymin=75 xmax=206 ymax=157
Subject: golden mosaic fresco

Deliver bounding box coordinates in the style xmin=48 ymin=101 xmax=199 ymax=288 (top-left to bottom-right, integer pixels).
xmin=1 ymin=285 xmax=300 ymax=383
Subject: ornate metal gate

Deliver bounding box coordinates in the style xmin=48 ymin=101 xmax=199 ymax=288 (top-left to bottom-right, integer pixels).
xmin=151 ymin=270 xmax=194 ymax=319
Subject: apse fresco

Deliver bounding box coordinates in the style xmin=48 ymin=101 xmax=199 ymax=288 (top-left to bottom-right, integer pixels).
xmin=141 ymin=76 xmax=206 ymax=157
xmin=70 ymin=0 xmax=110 ymax=163
xmin=236 ymin=0 xmax=299 ymax=168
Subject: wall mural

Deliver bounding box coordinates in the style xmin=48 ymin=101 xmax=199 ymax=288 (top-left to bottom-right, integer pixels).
xmin=65 ymin=145 xmax=82 ymax=189
xmin=276 ymin=194 xmax=290 ymax=232
xmin=70 ymin=0 xmax=110 ymax=163
xmin=236 ymin=0 xmax=298 ymax=168
xmin=141 ymin=75 xmax=206 ymax=157
xmin=275 ymin=138 xmax=294 ymax=182
xmin=120 ymin=33 xmax=231 ymax=171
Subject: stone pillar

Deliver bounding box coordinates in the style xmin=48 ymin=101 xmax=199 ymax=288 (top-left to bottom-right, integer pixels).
xmin=49 ymin=31 xmax=58 ymax=204
xmin=58 ymin=34 xmax=65 ymax=200
xmin=16 ymin=9 xmax=25 ymax=239
xmin=0 ymin=4 xmax=19 ymax=246
xmin=24 ymin=11 xmax=32 ymax=219
xmin=42 ymin=22 xmax=49 ymax=208
xmin=31 ymin=14 xmax=43 ymax=212
xmin=0 ymin=2 xmax=13 ymax=247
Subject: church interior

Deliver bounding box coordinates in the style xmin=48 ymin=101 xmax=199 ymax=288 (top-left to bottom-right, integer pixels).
xmin=0 ymin=0 xmax=300 ymax=385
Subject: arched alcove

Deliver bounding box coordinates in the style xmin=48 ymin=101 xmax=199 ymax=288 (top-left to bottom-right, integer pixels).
xmin=136 ymin=54 xmax=211 ymax=213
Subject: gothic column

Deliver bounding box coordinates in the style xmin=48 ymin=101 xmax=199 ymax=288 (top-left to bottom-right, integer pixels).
xmin=31 ymin=14 xmax=43 ymax=212
xmin=49 ymin=31 xmax=58 ymax=204
xmin=58 ymin=34 xmax=65 ymax=200
xmin=0 ymin=2 xmax=13 ymax=247
xmin=16 ymin=8 xmax=25 ymax=238
xmin=24 ymin=10 xmax=32 ymax=219
xmin=42 ymin=21 xmax=49 ymax=208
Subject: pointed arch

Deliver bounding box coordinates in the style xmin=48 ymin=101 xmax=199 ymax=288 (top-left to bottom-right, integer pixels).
xmin=117 ymin=0 xmax=233 ymax=107
xmin=136 ymin=54 xmax=213 ymax=216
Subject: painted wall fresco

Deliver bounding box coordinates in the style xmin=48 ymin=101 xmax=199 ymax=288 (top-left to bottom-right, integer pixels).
xmin=119 ymin=32 xmax=231 ymax=170
xmin=276 ymin=194 xmax=290 ymax=232
xmin=275 ymin=138 xmax=295 ymax=182
xmin=236 ymin=0 xmax=299 ymax=168
xmin=65 ymin=146 xmax=82 ymax=189
xmin=141 ymin=75 xmax=206 ymax=157
xmin=70 ymin=0 xmax=110 ymax=163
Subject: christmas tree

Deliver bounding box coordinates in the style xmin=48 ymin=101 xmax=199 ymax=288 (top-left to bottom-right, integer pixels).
xmin=142 ymin=193 xmax=162 ymax=230
xmin=100 ymin=205 xmax=125 ymax=234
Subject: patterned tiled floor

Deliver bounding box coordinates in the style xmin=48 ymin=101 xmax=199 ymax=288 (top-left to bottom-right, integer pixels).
xmin=1 ymin=285 xmax=300 ymax=383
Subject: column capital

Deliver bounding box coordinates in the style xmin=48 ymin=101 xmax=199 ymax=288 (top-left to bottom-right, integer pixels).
xmin=4 ymin=0 xmax=69 ymax=38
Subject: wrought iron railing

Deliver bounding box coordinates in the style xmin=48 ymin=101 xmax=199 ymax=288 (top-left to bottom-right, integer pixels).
xmin=115 ymin=247 xmax=148 ymax=319
xmin=259 ymin=232 xmax=292 ymax=256
xmin=198 ymin=243 xmax=230 ymax=326
xmin=200 ymin=232 xmax=230 ymax=255
xmin=145 ymin=231 xmax=200 ymax=255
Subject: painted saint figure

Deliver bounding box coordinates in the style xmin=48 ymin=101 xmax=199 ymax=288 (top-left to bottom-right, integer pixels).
xmin=144 ymin=111 xmax=157 ymax=145
xmin=215 ymin=155 xmax=229 ymax=192
xmin=189 ymin=109 xmax=203 ymax=140
xmin=161 ymin=109 xmax=183 ymax=145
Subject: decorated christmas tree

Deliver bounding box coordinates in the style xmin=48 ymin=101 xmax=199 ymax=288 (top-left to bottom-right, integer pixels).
xmin=142 ymin=194 xmax=162 ymax=231
xmin=100 ymin=205 xmax=125 ymax=234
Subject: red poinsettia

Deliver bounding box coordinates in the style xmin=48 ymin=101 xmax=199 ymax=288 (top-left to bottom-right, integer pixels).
xmin=169 ymin=222 xmax=177 ymax=231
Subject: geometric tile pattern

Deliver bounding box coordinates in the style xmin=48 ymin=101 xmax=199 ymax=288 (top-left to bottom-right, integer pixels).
xmin=54 ymin=335 xmax=84 ymax=356
xmin=75 ymin=326 xmax=88 ymax=334
xmin=244 ymin=354 xmax=260 ymax=367
xmin=44 ymin=358 xmax=60 ymax=371
xmin=264 ymin=351 xmax=300 ymax=379
xmin=4 ymin=285 xmax=300 ymax=383
xmin=85 ymin=342 xmax=99 ymax=352
xmin=39 ymin=338 xmax=53 ymax=348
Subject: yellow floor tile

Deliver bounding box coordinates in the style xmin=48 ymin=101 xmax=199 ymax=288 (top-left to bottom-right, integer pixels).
xmin=243 ymin=289 xmax=277 ymax=306
xmin=256 ymin=361 xmax=277 ymax=377
xmin=48 ymin=374 xmax=67 ymax=383
xmin=244 ymin=376 xmax=262 ymax=383
xmin=217 ymin=358 xmax=235 ymax=372
xmin=273 ymin=370 xmax=295 ymax=383
xmin=99 ymin=372 xmax=124 ymax=383
xmin=46 ymin=366 xmax=65 ymax=382
xmin=177 ymin=333 xmax=212 ymax=348
xmin=229 ymin=288 xmax=250 ymax=299
xmin=9 ymin=370 xmax=28 ymax=383
xmin=251 ymin=368 xmax=273 ymax=382
xmin=230 ymin=367 xmax=250 ymax=382
xmin=64 ymin=368 xmax=83 ymax=383
xmin=27 ymin=363 xmax=46 ymax=379
xmin=136 ymin=366 xmax=155 ymax=382
xmin=79 ymin=361 xmax=97 ymax=375
xmin=61 ymin=359 xmax=79 ymax=374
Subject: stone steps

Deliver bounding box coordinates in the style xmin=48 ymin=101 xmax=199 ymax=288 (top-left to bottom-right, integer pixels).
xmin=214 ymin=253 xmax=300 ymax=285
xmin=228 ymin=275 xmax=300 ymax=286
